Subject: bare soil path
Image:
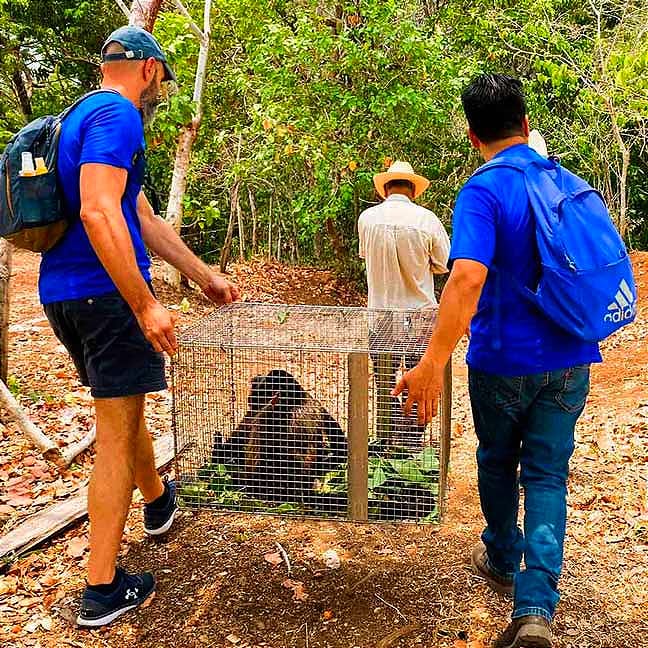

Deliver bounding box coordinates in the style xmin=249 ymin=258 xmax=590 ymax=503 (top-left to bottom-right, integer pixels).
xmin=0 ymin=251 xmax=646 ymax=648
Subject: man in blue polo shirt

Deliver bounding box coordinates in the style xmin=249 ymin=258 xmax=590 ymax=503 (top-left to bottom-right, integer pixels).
xmin=41 ymin=26 xmax=239 ymax=627
xmin=393 ymin=74 xmax=600 ymax=648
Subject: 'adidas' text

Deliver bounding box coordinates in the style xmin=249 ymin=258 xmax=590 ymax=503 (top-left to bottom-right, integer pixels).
xmin=604 ymin=278 xmax=636 ymax=324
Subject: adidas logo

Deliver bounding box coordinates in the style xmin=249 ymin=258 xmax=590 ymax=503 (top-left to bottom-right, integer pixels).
xmin=604 ymin=278 xmax=636 ymax=323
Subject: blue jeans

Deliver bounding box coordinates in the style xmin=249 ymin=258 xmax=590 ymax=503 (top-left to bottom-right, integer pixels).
xmin=468 ymin=365 xmax=590 ymax=622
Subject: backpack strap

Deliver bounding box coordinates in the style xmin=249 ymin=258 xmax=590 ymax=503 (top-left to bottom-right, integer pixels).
xmin=467 ymin=154 xmax=551 ymax=350
xmin=58 ymin=88 xmax=122 ymax=122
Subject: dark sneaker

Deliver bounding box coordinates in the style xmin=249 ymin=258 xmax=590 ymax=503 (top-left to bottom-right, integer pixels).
xmin=144 ymin=477 xmax=178 ymax=537
xmin=492 ymin=615 xmax=552 ymax=648
xmin=471 ymin=542 xmax=514 ymax=596
xmin=77 ymin=568 xmax=156 ymax=627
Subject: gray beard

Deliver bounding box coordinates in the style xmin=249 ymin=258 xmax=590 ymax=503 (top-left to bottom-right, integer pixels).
xmin=140 ymin=81 xmax=160 ymax=127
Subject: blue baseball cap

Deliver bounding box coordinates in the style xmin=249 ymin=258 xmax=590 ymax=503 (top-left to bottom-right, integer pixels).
xmin=101 ymin=26 xmax=176 ymax=82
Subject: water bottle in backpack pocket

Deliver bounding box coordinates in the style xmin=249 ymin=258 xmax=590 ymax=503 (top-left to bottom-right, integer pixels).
xmin=0 ymin=89 xmax=119 ymax=253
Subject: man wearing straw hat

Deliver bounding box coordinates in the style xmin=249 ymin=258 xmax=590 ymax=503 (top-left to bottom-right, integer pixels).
xmin=359 ymin=161 xmax=450 ymax=443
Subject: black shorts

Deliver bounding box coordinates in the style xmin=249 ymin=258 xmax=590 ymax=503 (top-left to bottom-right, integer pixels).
xmin=44 ymin=289 xmax=167 ymax=399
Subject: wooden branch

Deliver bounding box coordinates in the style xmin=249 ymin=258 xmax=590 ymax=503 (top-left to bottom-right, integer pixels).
xmin=347 ymin=352 xmax=368 ymax=521
xmin=248 ymin=187 xmax=258 ymax=254
xmin=237 ymin=193 xmax=245 ymax=259
xmin=115 ymin=0 xmax=131 ymax=18
xmin=0 ymin=433 xmax=178 ymax=564
xmin=219 ymin=181 xmax=240 ymax=272
xmin=0 ymin=378 xmax=63 ymax=465
xmin=60 ymin=424 xmax=96 ymax=466
xmin=170 ymin=0 xmax=206 ymax=41
xmin=192 ymin=0 xmax=212 ymax=105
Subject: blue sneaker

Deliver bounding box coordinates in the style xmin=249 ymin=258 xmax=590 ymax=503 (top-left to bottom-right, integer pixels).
xmin=143 ymin=477 xmax=178 ymax=536
xmin=77 ymin=568 xmax=155 ymax=627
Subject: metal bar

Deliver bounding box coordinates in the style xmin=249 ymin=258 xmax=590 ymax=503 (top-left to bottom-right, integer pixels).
xmin=171 ymin=0 xmax=205 ymax=41
xmin=347 ymin=352 xmax=369 ymax=521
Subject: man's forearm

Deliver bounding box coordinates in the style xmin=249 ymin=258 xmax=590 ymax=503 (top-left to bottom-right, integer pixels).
xmin=141 ymin=212 xmax=211 ymax=288
xmin=421 ymin=270 xmax=483 ymax=368
xmin=81 ymin=208 xmax=156 ymax=314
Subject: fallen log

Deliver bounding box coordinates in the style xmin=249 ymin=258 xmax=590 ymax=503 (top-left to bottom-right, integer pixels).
xmin=0 ymin=378 xmax=96 ymax=467
xmin=60 ymin=424 xmax=96 ymax=467
xmin=0 ymin=432 xmax=177 ymax=565
xmin=0 ymin=378 xmax=62 ymax=464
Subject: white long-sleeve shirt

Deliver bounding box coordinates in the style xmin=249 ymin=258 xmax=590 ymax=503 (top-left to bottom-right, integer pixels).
xmin=358 ymin=194 xmax=450 ymax=310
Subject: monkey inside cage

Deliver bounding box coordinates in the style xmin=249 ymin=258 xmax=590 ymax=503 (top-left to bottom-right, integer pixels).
xmin=172 ymin=303 xmax=452 ymax=523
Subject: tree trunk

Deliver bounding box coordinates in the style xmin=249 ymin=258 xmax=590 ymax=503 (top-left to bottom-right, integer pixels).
xmin=291 ymin=209 xmax=300 ymax=263
xmin=162 ymin=123 xmax=199 ymax=287
xmin=267 ymin=195 xmax=273 ymax=259
xmin=0 ymin=240 xmax=11 ymax=383
xmin=237 ymin=197 xmax=245 ymax=260
xmin=248 ymin=187 xmax=258 ymax=254
xmin=11 ymin=70 xmax=32 ymax=120
xmin=219 ymin=182 xmax=240 ymax=273
xmin=129 ymin=0 xmax=163 ymax=30
xmin=162 ymin=0 xmax=212 ymax=288
xmin=604 ymin=97 xmax=630 ymax=239
xmin=325 ymin=217 xmax=345 ymax=259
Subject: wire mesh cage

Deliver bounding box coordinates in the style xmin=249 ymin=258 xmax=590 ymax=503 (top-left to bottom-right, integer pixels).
xmin=172 ymin=303 xmax=452 ymax=523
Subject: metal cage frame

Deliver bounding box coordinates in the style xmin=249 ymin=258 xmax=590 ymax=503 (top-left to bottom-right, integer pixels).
xmin=172 ymin=303 xmax=452 ymax=523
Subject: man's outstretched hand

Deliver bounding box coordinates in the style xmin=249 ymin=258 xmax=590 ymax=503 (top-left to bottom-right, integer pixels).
xmin=136 ymin=300 xmax=178 ymax=356
xmin=201 ymin=273 xmax=240 ymax=305
xmin=392 ymin=358 xmax=444 ymax=425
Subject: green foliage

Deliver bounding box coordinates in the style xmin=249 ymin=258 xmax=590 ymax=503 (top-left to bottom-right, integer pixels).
xmin=1 ymin=0 xmax=646 ymax=273
xmin=181 ymin=443 xmax=440 ymax=521
xmin=0 ymin=0 xmax=123 ymax=142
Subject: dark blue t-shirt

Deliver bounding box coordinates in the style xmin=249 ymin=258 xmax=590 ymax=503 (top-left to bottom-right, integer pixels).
xmin=39 ymin=91 xmax=151 ymax=304
xmin=450 ymin=144 xmax=601 ymax=375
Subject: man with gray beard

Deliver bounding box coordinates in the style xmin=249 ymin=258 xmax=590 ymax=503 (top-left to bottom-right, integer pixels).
xmin=39 ymin=26 xmax=239 ymax=627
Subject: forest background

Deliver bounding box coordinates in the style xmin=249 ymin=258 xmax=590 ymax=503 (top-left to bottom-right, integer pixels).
xmin=1 ymin=0 xmax=647 ymax=286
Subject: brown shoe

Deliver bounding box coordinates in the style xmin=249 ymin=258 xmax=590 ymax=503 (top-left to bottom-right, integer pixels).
xmin=471 ymin=542 xmax=514 ymax=596
xmin=491 ymin=615 xmax=552 ymax=648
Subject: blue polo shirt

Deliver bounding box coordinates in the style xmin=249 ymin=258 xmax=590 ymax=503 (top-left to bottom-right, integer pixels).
xmin=39 ymin=91 xmax=151 ymax=304
xmin=450 ymin=144 xmax=601 ymax=376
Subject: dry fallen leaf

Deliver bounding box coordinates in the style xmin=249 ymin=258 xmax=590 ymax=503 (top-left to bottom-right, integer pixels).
xmin=40 ymin=616 xmax=53 ymax=631
xmin=0 ymin=575 xmax=18 ymax=595
xmin=264 ymin=551 xmax=282 ymax=567
xmin=140 ymin=591 xmax=156 ymax=609
xmin=24 ymin=619 xmax=40 ymax=633
xmin=469 ymin=607 xmax=490 ymax=622
xmin=66 ymin=535 xmax=88 ymax=559
xmin=282 ymin=578 xmax=308 ymax=601
xmin=40 ymin=573 xmax=60 ymax=587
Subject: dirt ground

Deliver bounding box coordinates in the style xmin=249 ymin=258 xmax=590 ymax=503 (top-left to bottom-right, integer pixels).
xmin=0 ymin=250 xmax=646 ymax=648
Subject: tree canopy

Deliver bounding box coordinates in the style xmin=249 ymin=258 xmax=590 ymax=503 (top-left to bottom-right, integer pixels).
xmin=1 ymin=0 xmax=646 ymax=280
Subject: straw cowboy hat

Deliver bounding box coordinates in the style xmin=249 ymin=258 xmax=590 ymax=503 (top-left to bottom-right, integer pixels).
xmin=373 ymin=160 xmax=430 ymax=199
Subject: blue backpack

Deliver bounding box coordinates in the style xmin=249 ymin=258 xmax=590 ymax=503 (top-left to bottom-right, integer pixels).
xmin=0 ymin=89 xmax=118 ymax=252
xmin=472 ymin=153 xmax=637 ymax=342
